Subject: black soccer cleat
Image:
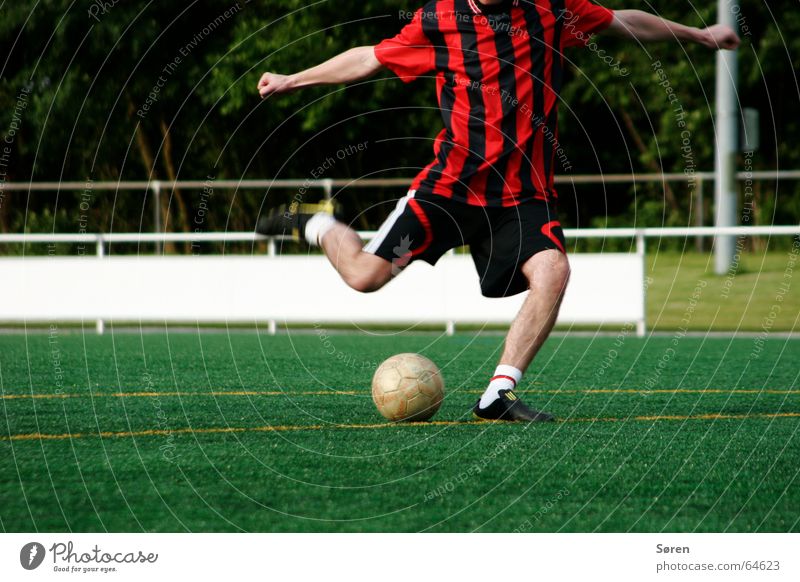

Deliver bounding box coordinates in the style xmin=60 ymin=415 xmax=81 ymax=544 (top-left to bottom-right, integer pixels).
xmin=472 ymin=389 xmax=555 ymax=422
xmin=256 ymin=200 xmax=336 ymax=242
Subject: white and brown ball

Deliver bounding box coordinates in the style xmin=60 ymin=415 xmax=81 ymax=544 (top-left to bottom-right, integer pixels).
xmin=371 ymin=353 xmax=444 ymax=422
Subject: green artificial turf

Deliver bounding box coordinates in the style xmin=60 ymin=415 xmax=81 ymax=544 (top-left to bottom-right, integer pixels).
xmin=1 ymin=331 xmax=798 ymax=532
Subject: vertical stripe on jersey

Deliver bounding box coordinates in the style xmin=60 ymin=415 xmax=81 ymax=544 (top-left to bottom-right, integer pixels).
xmin=508 ymin=6 xmax=535 ymax=201
xmin=482 ymin=11 xmax=521 ymax=206
xmin=451 ymin=2 xmax=487 ymax=204
xmin=544 ymin=0 xmax=565 ymax=197
xmin=469 ymin=15 xmax=502 ymax=205
xmin=542 ymin=107 xmax=558 ymax=198
xmin=548 ymin=0 xmax=564 ymax=96
xmin=538 ymin=1 xmax=559 ymax=197
xmin=519 ymin=4 xmax=547 ymax=197
xmin=419 ymin=11 xmax=456 ymax=197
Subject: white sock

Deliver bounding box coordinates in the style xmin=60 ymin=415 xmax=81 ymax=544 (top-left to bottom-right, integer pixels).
xmin=304 ymin=212 xmax=337 ymax=246
xmin=479 ymin=365 xmax=523 ymax=408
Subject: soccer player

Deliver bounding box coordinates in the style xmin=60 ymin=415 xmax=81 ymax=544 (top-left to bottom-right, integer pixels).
xmin=256 ymin=1 xmax=739 ymax=421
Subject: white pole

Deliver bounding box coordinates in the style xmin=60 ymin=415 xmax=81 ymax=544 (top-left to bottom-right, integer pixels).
xmin=322 ymin=178 xmax=333 ymax=200
xmin=713 ymin=0 xmax=740 ymax=275
xmin=636 ymin=231 xmax=647 ymax=337
xmin=96 ymin=235 xmax=105 ymax=334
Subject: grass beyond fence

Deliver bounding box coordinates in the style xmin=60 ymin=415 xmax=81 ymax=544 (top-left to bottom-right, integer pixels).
xmin=646 ymin=251 xmax=798 ymax=332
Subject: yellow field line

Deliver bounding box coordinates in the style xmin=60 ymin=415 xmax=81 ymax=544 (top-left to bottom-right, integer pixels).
xmin=1 ymin=388 xmax=797 ymax=401
xmin=515 ymin=389 xmax=797 ymax=396
xmin=0 ymin=390 xmax=360 ymax=400
xmin=3 ymin=412 xmax=799 ymax=442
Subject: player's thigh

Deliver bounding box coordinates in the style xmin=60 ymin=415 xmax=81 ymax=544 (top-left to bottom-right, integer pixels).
xmin=516 ymin=204 xmax=569 ymax=289
xmin=470 ymin=201 xmax=567 ymax=297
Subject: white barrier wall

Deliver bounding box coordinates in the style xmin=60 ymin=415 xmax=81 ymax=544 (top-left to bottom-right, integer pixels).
xmin=0 ymin=254 xmax=645 ymax=333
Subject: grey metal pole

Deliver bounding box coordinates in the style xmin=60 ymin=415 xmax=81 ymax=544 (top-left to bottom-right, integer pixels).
xmin=713 ymin=0 xmax=740 ymax=275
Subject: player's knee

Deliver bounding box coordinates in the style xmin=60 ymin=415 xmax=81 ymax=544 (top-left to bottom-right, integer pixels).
xmin=526 ymin=251 xmax=570 ymax=292
xmin=552 ymin=255 xmax=571 ymax=290
xmin=547 ymin=259 xmax=570 ymax=295
xmin=348 ymin=277 xmax=378 ymax=294
xmin=347 ymin=272 xmax=389 ymax=294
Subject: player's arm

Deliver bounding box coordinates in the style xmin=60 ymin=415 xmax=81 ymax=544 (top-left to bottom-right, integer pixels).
xmin=257 ymin=46 xmax=384 ymax=98
xmin=605 ymin=10 xmax=740 ymax=50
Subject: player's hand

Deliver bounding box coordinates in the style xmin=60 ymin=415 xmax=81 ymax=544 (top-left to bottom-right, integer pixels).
xmin=257 ymin=72 xmax=295 ymax=98
xmin=699 ymin=24 xmax=740 ymax=50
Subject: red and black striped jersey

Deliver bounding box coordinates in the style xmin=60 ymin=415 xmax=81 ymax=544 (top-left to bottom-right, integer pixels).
xmin=374 ymin=0 xmax=613 ymax=206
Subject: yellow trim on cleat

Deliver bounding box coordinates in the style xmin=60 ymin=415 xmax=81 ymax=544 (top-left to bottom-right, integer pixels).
xmin=297 ymin=201 xmax=335 ymax=216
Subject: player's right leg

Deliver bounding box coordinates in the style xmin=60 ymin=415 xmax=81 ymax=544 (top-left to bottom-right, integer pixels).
xmin=256 ymin=200 xmax=393 ymax=293
xmin=318 ymin=221 xmax=393 ymax=293
xmin=257 ymin=190 xmax=460 ymax=294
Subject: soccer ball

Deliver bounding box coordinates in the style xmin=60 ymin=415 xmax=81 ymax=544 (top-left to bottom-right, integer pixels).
xmin=372 ymin=353 xmax=444 ymax=422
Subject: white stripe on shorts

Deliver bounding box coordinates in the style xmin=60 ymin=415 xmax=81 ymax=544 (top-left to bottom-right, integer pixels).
xmin=363 ymin=190 xmax=415 ymax=255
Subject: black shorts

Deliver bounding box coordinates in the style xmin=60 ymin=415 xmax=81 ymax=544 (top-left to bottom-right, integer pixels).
xmin=363 ymin=191 xmax=566 ymax=298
